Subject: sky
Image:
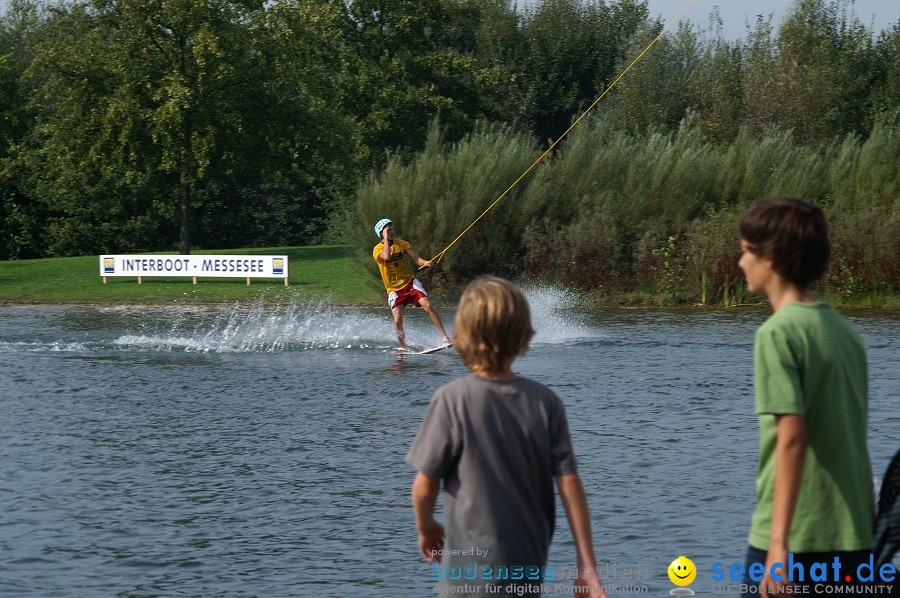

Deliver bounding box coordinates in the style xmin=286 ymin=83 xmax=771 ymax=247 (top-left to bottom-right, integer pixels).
xmin=0 ymin=0 xmax=898 ymax=40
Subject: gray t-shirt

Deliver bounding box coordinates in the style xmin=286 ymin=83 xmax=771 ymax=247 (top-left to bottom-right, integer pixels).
xmin=406 ymin=374 xmax=577 ymax=596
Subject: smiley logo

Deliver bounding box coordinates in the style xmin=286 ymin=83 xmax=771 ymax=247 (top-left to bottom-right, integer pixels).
xmin=668 ymin=556 xmax=697 ymax=586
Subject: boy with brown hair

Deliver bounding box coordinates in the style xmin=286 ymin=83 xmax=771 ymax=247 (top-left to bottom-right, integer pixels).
xmin=406 ymin=276 xmax=605 ymax=598
xmin=738 ymin=197 xmax=873 ymax=597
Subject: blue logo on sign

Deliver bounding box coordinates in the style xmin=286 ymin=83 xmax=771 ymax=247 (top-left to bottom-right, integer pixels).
xmin=103 ymin=258 xmax=115 ymax=274
xmin=273 ymin=258 xmax=284 ymax=275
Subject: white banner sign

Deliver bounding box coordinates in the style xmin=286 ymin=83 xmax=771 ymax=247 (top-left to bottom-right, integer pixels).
xmin=99 ymin=254 xmax=289 ymax=279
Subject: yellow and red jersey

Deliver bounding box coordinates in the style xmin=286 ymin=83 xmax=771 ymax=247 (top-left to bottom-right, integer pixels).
xmin=373 ymin=239 xmax=414 ymax=294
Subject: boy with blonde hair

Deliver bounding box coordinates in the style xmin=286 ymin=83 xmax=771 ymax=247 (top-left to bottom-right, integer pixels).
xmin=406 ymin=276 xmax=605 ymax=598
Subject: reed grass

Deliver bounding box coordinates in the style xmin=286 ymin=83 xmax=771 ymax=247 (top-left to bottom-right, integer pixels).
xmin=350 ymin=115 xmax=900 ymax=307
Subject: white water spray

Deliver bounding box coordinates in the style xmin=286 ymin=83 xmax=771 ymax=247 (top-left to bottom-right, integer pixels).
xmin=521 ymin=285 xmax=598 ymax=345
xmin=112 ymin=301 xmax=396 ymax=353
xmin=0 ymin=286 xmax=599 ymax=354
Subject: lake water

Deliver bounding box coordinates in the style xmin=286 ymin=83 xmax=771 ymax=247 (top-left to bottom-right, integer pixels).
xmin=1 ymin=289 xmax=897 ymax=597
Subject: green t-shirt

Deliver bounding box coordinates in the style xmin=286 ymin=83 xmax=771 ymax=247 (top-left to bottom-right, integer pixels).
xmin=749 ymin=301 xmax=873 ymax=553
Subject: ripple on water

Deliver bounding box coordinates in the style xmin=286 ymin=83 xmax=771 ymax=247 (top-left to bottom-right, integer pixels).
xmin=1 ymin=303 xmax=897 ymax=596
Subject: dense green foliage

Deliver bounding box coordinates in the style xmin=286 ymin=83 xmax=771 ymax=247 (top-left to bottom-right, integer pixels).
xmin=352 ymin=115 xmax=900 ymax=305
xmin=1 ymin=0 xmax=899 ymax=303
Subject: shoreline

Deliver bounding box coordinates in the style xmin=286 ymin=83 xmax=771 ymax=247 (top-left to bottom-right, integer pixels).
xmin=2 ymin=247 xmax=897 ymax=310
xmin=0 ymin=299 xmax=385 ymax=309
xmin=3 ymin=299 xmax=898 ymax=313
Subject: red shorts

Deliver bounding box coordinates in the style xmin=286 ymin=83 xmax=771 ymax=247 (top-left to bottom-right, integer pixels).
xmin=388 ymin=278 xmax=427 ymax=309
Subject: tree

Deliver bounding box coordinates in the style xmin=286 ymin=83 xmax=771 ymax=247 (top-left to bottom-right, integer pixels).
xmin=683 ymin=8 xmax=745 ymax=144
xmin=0 ymin=0 xmax=50 ymax=259
xmin=513 ymin=0 xmax=648 ymax=143
xmin=336 ymin=0 xmax=492 ymax=159
xmin=609 ymin=19 xmax=699 ymax=133
xmin=209 ymin=0 xmax=360 ymax=247
xmin=770 ymin=0 xmax=879 ymax=142
xmin=867 ymin=18 xmax=900 ymax=126
xmin=16 ymin=0 xmax=292 ymax=255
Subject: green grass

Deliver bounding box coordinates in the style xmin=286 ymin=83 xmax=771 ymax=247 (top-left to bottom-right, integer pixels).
xmin=0 ymin=246 xmax=386 ymax=305
xmin=3 ymin=246 xmax=898 ymax=309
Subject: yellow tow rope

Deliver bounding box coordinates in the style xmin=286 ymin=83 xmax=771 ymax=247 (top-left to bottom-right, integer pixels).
xmin=421 ymin=0 xmax=696 ymax=270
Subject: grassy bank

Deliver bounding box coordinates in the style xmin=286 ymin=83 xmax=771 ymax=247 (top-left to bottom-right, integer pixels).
xmin=0 ymin=246 xmax=386 ymax=305
xmin=2 ymin=245 xmax=898 ymax=309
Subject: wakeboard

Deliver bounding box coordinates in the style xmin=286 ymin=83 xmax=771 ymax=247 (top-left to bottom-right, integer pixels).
xmin=393 ymin=344 xmax=453 ymax=355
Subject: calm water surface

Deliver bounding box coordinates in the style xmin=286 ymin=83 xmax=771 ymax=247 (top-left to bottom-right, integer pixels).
xmin=1 ymin=290 xmax=897 ymax=597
